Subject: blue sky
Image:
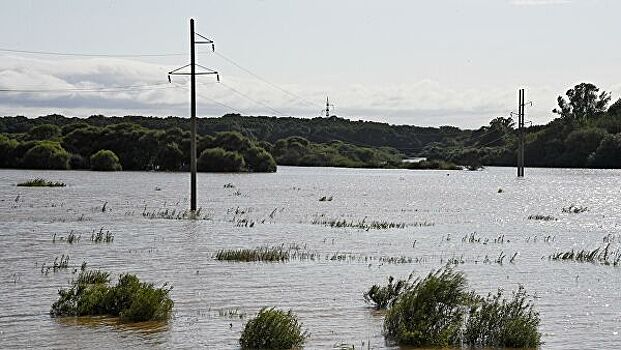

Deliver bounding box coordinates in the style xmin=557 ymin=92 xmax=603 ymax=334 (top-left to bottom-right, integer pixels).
xmin=0 ymin=0 xmax=619 ymax=128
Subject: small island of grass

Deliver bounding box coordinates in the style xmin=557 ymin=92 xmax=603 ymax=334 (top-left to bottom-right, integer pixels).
xmin=17 ymin=178 xmax=66 ymax=187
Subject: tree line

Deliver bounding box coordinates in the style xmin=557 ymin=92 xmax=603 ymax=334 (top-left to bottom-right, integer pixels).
xmin=2 ymin=82 xmax=619 ymax=171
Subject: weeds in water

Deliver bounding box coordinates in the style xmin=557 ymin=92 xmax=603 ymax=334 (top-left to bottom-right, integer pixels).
xmin=379 ymin=268 xmax=541 ymax=348
xmin=224 ymin=183 xmax=236 ymax=188
xmin=53 ymin=231 xmax=81 ymax=244
xmin=41 ymin=255 xmax=70 ymax=274
xmin=91 ymin=228 xmax=114 ymax=243
xmin=562 ymin=205 xmax=588 ymax=213
xmin=549 ymin=243 xmax=621 ymax=266
xmin=216 ymin=246 xmax=290 ymax=262
xmin=383 ymin=267 xmax=468 ymax=347
xmin=364 ymin=274 xmax=413 ymax=309
xmin=463 ymin=286 xmax=541 ymax=348
xmin=50 ymin=269 xmax=173 ymax=323
xmin=528 ymin=214 xmax=558 ymax=221
xmin=461 ymin=232 xmax=510 ymax=244
xmin=17 ymin=178 xmax=65 ymax=187
xmin=142 ymin=207 xmax=210 ymax=220
xmin=319 ymin=195 xmax=333 ymax=202
xmin=311 ymin=216 xmax=414 ymax=230
xmin=239 ymin=308 xmax=308 ymax=350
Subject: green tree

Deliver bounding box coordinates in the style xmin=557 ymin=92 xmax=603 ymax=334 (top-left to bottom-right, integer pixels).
xmin=90 ymin=150 xmax=122 ymax=171
xmin=22 ymin=142 xmax=70 ymax=170
xmin=553 ymin=83 xmax=611 ymax=122
xmin=243 ymin=146 xmax=277 ymax=172
xmin=157 ymin=142 xmax=184 ymax=171
xmin=588 ymin=133 xmax=621 ymax=168
xmin=28 ymin=124 xmax=61 ymax=140
xmin=198 ymin=148 xmax=245 ymax=172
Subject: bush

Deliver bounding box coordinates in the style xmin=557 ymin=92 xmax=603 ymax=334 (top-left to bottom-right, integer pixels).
xmin=244 ymin=146 xmax=277 ymax=172
xmin=50 ymin=269 xmax=173 ymax=323
xmin=239 ymin=308 xmax=308 ymax=350
xmin=383 ymin=268 xmax=469 ymax=347
xmin=364 ymin=275 xmax=412 ymax=309
xmin=198 ymin=147 xmax=245 ymax=172
xmin=21 ymin=141 xmax=70 ymax=170
xmin=90 ymin=149 xmax=122 ymax=171
xmin=463 ymin=286 xmax=541 ymax=348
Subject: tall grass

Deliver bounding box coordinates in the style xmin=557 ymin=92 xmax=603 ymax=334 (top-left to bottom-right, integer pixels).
xmin=215 ymin=246 xmax=289 ymax=262
xmin=549 ymin=243 xmax=621 ymax=266
xmin=17 ymin=178 xmax=65 ymax=187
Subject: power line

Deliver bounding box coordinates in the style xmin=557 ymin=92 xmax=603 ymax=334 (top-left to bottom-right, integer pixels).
xmin=219 ymin=81 xmax=284 ymax=116
xmin=214 ymin=51 xmax=318 ymax=108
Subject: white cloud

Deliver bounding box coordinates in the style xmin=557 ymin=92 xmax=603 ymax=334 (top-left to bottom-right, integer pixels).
xmin=0 ymin=55 xmax=604 ymax=128
xmin=511 ymin=0 xmax=572 ymax=5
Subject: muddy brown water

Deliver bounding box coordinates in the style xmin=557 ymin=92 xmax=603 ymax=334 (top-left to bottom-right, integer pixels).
xmin=1 ymin=166 xmax=620 ymax=349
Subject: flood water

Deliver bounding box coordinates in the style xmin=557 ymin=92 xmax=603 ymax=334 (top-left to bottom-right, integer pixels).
xmin=1 ymin=166 xmax=620 ymax=349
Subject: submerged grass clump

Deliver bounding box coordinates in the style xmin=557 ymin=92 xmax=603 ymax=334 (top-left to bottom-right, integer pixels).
xmin=549 ymin=243 xmax=621 ymax=266
xmin=17 ymin=178 xmax=65 ymax=187
xmin=464 ymin=286 xmax=541 ymax=348
xmin=364 ymin=274 xmax=413 ymax=309
xmin=142 ymin=207 xmax=210 ymax=220
xmin=379 ymin=267 xmax=541 ymax=348
xmin=528 ymin=214 xmax=558 ymax=221
xmin=91 ymin=228 xmax=114 ymax=243
xmin=50 ymin=269 xmax=173 ymax=323
xmin=562 ymin=205 xmax=588 ymax=213
xmin=215 ymin=246 xmax=289 ymax=262
xmin=311 ymin=216 xmax=413 ymax=230
xmin=239 ymin=308 xmax=308 ymax=350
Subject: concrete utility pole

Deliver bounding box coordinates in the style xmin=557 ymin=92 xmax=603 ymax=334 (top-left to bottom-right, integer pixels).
xmin=168 ymin=18 xmax=220 ymax=212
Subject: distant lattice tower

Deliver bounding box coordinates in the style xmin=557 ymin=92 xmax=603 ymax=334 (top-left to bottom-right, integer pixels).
xmin=322 ymin=96 xmax=335 ymax=117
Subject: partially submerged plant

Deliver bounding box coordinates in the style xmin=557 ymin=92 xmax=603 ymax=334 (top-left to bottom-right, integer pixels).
xmin=215 ymin=246 xmax=289 ymax=262
xmin=364 ymin=274 xmax=413 ymax=309
xmin=17 ymin=178 xmax=65 ymax=187
xmin=50 ymin=269 xmax=173 ymax=323
xmin=383 ymin=268 xmax=469 ymax=347
xmin=239 ymin=308 xmax=308 ymax=350
xmin=463 ymin=286 xmax=541 ymax=348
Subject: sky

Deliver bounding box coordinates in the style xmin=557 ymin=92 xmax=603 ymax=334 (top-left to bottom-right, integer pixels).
xmin=0 ymin=0 xmax=620 ymax=129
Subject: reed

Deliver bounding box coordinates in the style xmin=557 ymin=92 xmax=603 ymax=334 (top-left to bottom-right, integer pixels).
xmin=549 ymin=243 xmax=621 ymax=266
xmin=311 ymin=216 xmax=412 ymax=230
xmin=17 ymin=178 xmax=65 ymax=187
xmin=91 ymin=228 xmax=114 ymax=243
xmin=528 ymin=214 xmax=558 ymax=221
xmin=562 ymin=205 xmax=588 ymax=213
xmin=215 ymin=246 xmax=290 ymax=262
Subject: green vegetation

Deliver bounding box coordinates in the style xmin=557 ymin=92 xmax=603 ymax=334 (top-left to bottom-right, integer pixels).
xmin=377 ymin=267 xmax=541 ymax=348
xmin=90 ymin=149 xmax=122 ymax=171
xmin=198 ymin=147 xmax=245 ymax=172
xmin=364 ymin=275 xmax=413 ymax=309
xmin=464 ymin=286 xmax=541 ymax=348
xmin=17 ymin=178 xmax=65 ymax=187
xmin=384 ymin=268 xmax=468 ymax=347
xmin=50 ymin=269 xmax=173 ymax=323
xmin=239 ymin=308 xmax=308 ymax=350
xmin=549 ymin=243 xmax=621 ymax=266
xmin=2 ymin=81 xmax=620 ymax=170
xmin=215 ymin=246 xmax=289 ymax=262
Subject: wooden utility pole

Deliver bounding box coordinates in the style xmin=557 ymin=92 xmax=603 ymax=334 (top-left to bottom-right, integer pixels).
xmin=168 ymin=18 xmax=220 ymax=212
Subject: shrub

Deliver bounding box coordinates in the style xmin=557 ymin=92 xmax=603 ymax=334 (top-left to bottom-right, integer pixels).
xmin=364 ymin=275 xmax=412 ymax=309
xmin=50 ymin=269 xmax=173 ymax=323
xmin=21 ymin=141 xmax=70 ymax=170
xmin=244 ymin=146 xmax=277 ymax=172
xmin=463 ymin=286 xmax=541 ymax=348
xmin=383 ymin=268 xmax=469 ymax=347
xmin=198 ymin=147 xmax=245 ymax=172
xmin=90 ymin=149 xmax=122 ymax=171
xmin=216 ymin=247 xmax=289 ymax=262
xmin=239 ymin=308 xmax=308 ymax=350
xmin=28 ymin=124 xmax=61 ymax=140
